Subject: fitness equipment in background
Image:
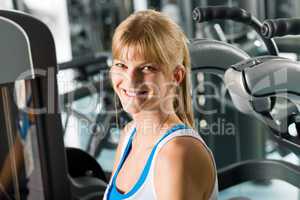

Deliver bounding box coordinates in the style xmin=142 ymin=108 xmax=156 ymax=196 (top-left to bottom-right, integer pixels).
xmin=263 ymin=0 xmax=300 ymax=56
xmin=217 ymin=17 xmax=300 ymax=193
xmin=0 ymin=10 xmax=107 ymax=199
xmin=190 ymin=6 xmax=282 ymax=169
xmin=222 ymin=55 xmax=300 ymax=190
xmin=66 ymin=0 xmax=131 ymax=57
xmin=189 ymin=39 xmax=269 ymax=169
xmin=66 ymin=147 xmax=107 ymax=182
xmin=0 ymin=10 xmax=71 ymax=200
xmin=192 ymin=6 xmax=279 ymax=56
xmin=191 ymin=6 xmax=300 ymax=197
xmin=261 ymin=17 xmax=300 ymax=39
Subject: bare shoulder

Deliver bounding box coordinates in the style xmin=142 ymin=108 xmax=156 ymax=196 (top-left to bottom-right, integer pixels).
xmin=154 ymin=136 xmax=216 ymax=200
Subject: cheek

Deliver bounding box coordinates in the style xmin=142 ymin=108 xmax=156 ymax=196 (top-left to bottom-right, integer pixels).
xmin=110 ymin=71 xmax=123 ymax=90
xmin=160 ymin=79 xmax=176 ymax=99
xmin=146 ymin=75 xmax=171 ymax=97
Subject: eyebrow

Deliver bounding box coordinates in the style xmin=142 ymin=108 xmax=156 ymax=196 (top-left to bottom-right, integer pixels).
xmin=113 ymin=59 xmax=154 ymax=67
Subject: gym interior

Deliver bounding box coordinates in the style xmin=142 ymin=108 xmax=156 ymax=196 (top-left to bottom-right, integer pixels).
xmin=0 ymin=0 xmax=300 ymax=199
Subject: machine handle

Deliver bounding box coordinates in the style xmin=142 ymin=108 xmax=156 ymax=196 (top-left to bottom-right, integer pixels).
xmin=262 ymin=18 xmax=300 ymax=39
xmin=192 ymin=6 xmax=252 ymax=24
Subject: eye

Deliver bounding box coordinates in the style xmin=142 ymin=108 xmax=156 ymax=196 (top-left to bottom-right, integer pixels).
xmin=141 ymin=65 xmax=156 ymax=72
xmin=113 ymin=63 xmax=127 ymax=69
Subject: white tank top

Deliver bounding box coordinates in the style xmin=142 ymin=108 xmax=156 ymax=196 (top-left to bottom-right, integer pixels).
xmin=103 ymin=124 xmax=218 ymax=200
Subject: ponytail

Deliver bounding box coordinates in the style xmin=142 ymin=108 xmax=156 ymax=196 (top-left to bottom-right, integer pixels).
xmin=174 ymin=40 xmax=195 ymax=129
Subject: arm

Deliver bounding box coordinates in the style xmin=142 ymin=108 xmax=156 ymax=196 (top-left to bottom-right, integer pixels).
xmin=154 ymin=137 xmax=215 ymax=200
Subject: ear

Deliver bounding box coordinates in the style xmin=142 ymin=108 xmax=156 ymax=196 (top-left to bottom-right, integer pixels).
xmin=173 ymin=65 xmax=186 ymax=85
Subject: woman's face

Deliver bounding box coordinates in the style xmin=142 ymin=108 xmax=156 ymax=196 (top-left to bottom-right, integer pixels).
xmin=110 ymin=50 xmax=175 ymax=115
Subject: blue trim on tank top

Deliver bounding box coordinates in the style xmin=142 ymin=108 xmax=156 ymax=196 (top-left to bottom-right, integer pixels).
xmin=107 ymin=123 xmax=189 ymax=200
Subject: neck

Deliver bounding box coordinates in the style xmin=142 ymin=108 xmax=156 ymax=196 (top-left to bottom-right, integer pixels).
xmin=131 ymin=109 xmax=182 ymax=142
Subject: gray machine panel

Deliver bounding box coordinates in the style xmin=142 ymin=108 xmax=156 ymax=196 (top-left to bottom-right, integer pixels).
xmin=245 ymin=59 xmax=300 ymax=97
xmin=0 ymin=16 xmax=34 ymax=84
xmin=190 ymin=39 xmax=250 ymax=73
xmin=225 ymin=57 xmax=300 ymax=114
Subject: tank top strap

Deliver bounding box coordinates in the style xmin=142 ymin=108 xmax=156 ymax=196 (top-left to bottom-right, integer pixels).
xmin=120 ymin=125 xmax=137 ymax=159
xmin=106 ymin=125 xmax=136 ymax=187
xmin=153 ymin=128 xmax=208 ymax=154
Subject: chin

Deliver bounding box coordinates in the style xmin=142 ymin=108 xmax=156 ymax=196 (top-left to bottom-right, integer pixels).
xmin=121 ymin=101 xmax=144 ymax=115
xmin=123 ymin=101 xmax=162 ymax=116
xmin=123 ymin=107 xmax=141 ymax=116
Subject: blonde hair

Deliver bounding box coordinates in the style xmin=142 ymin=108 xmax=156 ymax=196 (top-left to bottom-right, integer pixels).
xmin=112 ymin=9 xmax=195 ymax=128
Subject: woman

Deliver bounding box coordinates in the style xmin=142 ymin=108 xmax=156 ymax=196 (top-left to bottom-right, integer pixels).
xmin=104 ymin=9 xmax=218 ymax=200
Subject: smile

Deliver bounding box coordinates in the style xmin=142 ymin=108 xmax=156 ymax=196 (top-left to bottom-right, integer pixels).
xmin=121 ymin=88 xmax=148 ymax=97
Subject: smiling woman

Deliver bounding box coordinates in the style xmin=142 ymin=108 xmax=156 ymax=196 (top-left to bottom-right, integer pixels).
xmin=104 ymin=9 xmax=218 ymax=200
xmin=110 ymin=56 xmax=172 ymax=114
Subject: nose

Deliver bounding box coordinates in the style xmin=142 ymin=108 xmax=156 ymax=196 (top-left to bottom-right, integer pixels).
xmin=126 ymin=68 xmax=144 ymax=87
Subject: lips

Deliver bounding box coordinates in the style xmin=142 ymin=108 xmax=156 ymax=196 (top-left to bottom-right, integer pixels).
xmin=121 ymin=88 xmax=148 ymax=97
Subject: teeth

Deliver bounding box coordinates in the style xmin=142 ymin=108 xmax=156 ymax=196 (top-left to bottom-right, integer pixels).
xmin=121 ymin=89 xmax=146 ymax=97
xmin=127 ymin=92 xmax=137 ymax=97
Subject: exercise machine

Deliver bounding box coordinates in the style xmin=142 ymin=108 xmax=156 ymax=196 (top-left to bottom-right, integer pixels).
xmin=0 ymin=10 xmax=107 ymax=199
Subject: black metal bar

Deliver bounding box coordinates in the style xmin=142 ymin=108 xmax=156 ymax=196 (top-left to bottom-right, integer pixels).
xmin=249 ymin=17 xmax=279 ymax=55
xmin=192 ymin=6 xmax=279 ymax=55
xmin=12 ymin=0 xmax=19 ymax=10
xmin=61 ymin=80 xmax=112 ymax=104
xmin=59 ymin=52 xmax=110 ymax=71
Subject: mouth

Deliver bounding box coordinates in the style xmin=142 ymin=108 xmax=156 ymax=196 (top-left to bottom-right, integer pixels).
xmin=121 ymin=88 xmax=148 ymax=98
